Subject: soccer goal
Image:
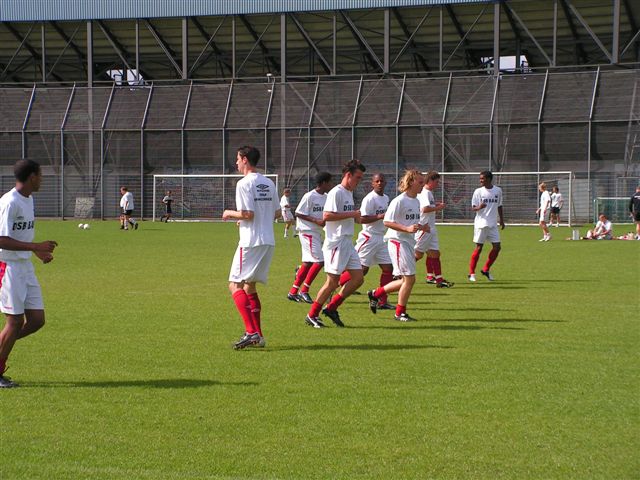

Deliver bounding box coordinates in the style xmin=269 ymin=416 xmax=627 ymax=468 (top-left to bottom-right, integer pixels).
xmin=152 ymin=174 xmax=279 ymax=221
xmin=593 ymin=197 xmax=634 ymax=224
xmin=427 ymin=171 xmax=574 ymax=225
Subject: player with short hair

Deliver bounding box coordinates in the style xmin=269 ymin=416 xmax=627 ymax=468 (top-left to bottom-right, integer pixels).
xmin=537 ymin=182 xmax=552 ymax=241
xmin=119 ymin=186 xmax=138 ymax=230
xmin=0 ymin=159 xmax=58 ymax=388
xmin=468 ymin=171 xmax=505 ymax=282
xmin=160 ymin=190 xmax=173 ymax=222
xmin=550 ymin=186 xmax=563 ymax=227
xmin=280 ymin=188 xmax=295 ymax=238
xmin=367 ymin=170 xmax=426 ymax=321
xmin=629 ymin=186 xmax=640 ymax=240
xmin=583 ymin=214 xmax=613 ymax=240
xmin=414 ymin=171 xmax=453 ymax=288
xmin=305 ymin=160 xmax=366 ymax=328
xmin=339 ymin=173 xmax=394 ymax=310
xmin=288 ymin=172 xmax=333 ymax=304
xmin=223 ymin=146 xmax=280 ymax=349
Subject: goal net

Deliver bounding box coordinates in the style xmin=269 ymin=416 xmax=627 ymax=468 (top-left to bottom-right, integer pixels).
xmin=152 ymin=174 xmax=279 ymax=221
xmin=593 ymin=197 xmax=634 ymax=224
xmin=426 ymin=171 xmax=574 ymax=225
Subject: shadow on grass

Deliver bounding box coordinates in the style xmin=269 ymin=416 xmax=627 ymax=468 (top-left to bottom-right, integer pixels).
xmin=350 ymin=324 xmax=524 ymax=331
xmin=21 ymin=379 xmax=256 ymax=389
xmin=271 ymin=343 xmax=453 ymax=352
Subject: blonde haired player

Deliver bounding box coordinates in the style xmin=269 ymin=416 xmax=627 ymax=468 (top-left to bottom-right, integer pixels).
xmin=280 ymin=188 xmax=295 ymax=238
xmin=367 ymin=170 xmax=426 ymax=322
xmin=537 ymin=182 xmax=551 ymax=241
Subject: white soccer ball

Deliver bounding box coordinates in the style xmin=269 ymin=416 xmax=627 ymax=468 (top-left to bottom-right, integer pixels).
xmin=83 ymin=224 xmax=90 ymax=230
xmin=78 ymin=223 xmax=84 ymax=228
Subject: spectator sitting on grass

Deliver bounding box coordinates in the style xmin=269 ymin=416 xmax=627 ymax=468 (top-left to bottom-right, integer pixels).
xmin=583 ymin=214 xmax=613 ymax=240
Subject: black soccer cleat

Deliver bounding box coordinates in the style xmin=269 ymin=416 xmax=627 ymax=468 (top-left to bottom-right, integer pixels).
xmin=377 ymin=302 xmax=395 ymax=310
xmin=299 ymin=292 xmax=314 ymax=304
xmin=480 ymin=270 xmax=494 ymax=281
xmin=394 ymin=313 xmax=416 ymax=322
xmin=436 ymin=279 xmax=455 ymax=288
xmin=305 ymin=315 xmax=324 ymax=328
xmin=233 ymin=332 xmax=260 ymax=350
xmin=0 ymin=375 xmax=18 ymax=388
xmin=322 ymin=308 xmax=344 ymax=327
xmin=287 ymin=293 xmax=301 ymax=302
xmin=367 ymin=290 xmax=378 ymax=314
xmin=425 ymin=277 xmax=436 ymax=284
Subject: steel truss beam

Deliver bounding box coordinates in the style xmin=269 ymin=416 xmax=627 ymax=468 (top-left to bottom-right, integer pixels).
xmin=238 ymin=15 xmax=280 ymax=74
xmin=566 ymin=0 xmax=612 ymax=62
xmin=559 ymin=0 xmax=588 ymax=64
xmin=190 ymin=17 xmax=231 ymax=76
xmin=340 ymin=10 xmax=384 ymax=72
xmin=504 ymin=3 xmax=552 ymax=65
xmin=4 ymin=23 xmax=63 ymax=81
xmin=289 ymin=13 xmax=332 ymax=75
xmin=144 ymin=19 xmax=183 ymax=78
xmin=445 ymin=5 xmax=479 ymax=68
xmin=391 ymin=7 xmax=431 ymax=71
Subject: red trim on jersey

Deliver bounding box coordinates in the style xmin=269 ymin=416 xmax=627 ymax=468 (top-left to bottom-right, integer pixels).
xmin=390 ymin=240 xmax=401 ymax=270
xmin=0 ymin=261 xmax=6 ymax=288
xmin=357 ymin=233 xmax=371 ymax=253
xmin=302 ymin=233 xmax=316 ymax=261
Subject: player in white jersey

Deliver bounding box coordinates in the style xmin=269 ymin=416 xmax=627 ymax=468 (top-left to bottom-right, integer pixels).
xmin=0 ymin=160 xmax=58 ymax=388
xmin=305 ymin=160 xmax=366 ymax=328
xmin=414 ymin=171 xmax=453 ymax=288
xmin=468 ymin=171 xmax=505 ymax=282
xmin=537 ymin=182 xmax=552 ymax=241
xmin=119 ymin=186 xmax=138 ymax=230
xmin=339 ymin=173 xmax=394 ymax=310
xmin=550 ymin=186 xmax=563 ymax=227
xmin=288 ymin=172 xmax=333 ymax=304
xmin=367 ymin=170 xmax=426 ymax=322
xmin=223 ymin=146 xmax=281 ymax=349
xmin=280 ymin=188 xmax=295 ymax=238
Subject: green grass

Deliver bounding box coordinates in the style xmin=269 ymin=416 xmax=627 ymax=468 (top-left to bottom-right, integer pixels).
xmin=2 ymin=220 xmax=638 ymax=479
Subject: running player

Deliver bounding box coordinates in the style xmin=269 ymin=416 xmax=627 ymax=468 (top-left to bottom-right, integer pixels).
xmin=0 ymin=159 xmax=58 ymax=388
xmin=339 ymin=173 xmax=394 ymax=310
xmin=468 ymin=171 xmax=505 ymax=282
xmin=550 ymin=186 xmax=563 ymax=227
xmin=280 ymin=188 xmax=295 ymax=238
xmin=160 ymin=190 xmax=173 ymax=222
xmin=414 ymin=170 xmax=453 ymax=288
xmin=367 ymin=170 xmax=426 ymax=321
xmin=288 ymin=172 xmax=333 ymax=304
xmin=223 ymin=146 xmax=280 ymax=349
xmin=305 ymin=160 xmax=366 ymax=328
xmin=119 ymin=186 xmax=138 ymax=230
xmin=628 ymin=186 xmax=640 ymax=239
xmin=537 ymin=182 xmax=551 ymax=241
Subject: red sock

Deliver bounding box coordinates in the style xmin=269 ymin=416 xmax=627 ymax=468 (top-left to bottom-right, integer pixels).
xmin=301 ymin=263 xmax=323 ymax=293
xmin=247 ymin=293 xmax=262 ymax=336
xmin=483 ymin=248 xmax=499 ymax=272
xmin=469 ymin=247 xmax=481 ymax=274
xmin=395 ymin=304 xmax=406 ymax=316
xmin=326 ymin=293 xmax=345 ymax=311
xmin=290 ymin=264 xmax=310 ymax=295
xmin=373 ymin=286 xmax=386 ymax=299
xmin=309 ymin=301 xmax=323 ymax=318
xmin=378 ymin=271 xmax=394 ymax=304
xmin=339 ymin=271 xmax=351 ymax=287
xmin=426 ymin=257 xmax=434 ymax=278
xmin=232 ymin=290 xmax=255 ymax=334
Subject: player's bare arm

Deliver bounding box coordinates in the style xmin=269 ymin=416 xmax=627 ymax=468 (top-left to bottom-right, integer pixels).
xmin=296 ymin=212 xmax=324 ymax=226
xmin=0 ymin=236 xmax=58 ymax=253
xmin=472 ymin=202 xmax=487 ymax=212
xmin=498 ymin=206 xmax=505 ymax=229
xmin=323 ymin=210 xmax=360 ymax=222
xmin=359 ymin=212 xmax=384 ymax=224
xmin=222 ymin=209 xmax=254 ymax=221
xmin=384 ymin=221 xmax=421 ymax=234
xmin=421 ymin=203 xmax=445 ymax=213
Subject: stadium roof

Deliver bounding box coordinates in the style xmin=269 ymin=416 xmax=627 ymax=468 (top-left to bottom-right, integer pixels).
xmin=0 ymin=0 xmax=638 ymax=83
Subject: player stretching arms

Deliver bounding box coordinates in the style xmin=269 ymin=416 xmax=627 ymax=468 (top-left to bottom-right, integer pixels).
xmin=223 ymin=146 xmax=280 ymax=349
xmin=288 ymin=172 xmax=333 ymax=304
xmin=0 ymin=160 xmax=58 ymax=388
xmin=367 ymin=170 xmax=425 ymax=321
xmin=468 ymin=171 xmax=505 ymax=282
xmin=414 ymin=171 xmax=453 ymax=288
xmin=280 ymin=188 xmax=295 ymax=238
xmin=339 ymin=173 xmax=394 ymax=310
xmin=305 ymin=160 xmax=366 ymax=328
xmin=119 ymin=186 xmax=138 ymax=230
xmin=537 ymin=182 xmax=551 ymax=241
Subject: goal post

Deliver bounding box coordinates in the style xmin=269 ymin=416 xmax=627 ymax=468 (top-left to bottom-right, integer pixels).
xmin=593 ymin=197 xmax=634 ymax=224
xmin=152 ymin=174 xmax=279 ymax=221
xmin=426 ymin=171 xmax=574 ymax=226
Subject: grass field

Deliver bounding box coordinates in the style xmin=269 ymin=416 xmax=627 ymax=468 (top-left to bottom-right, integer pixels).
xmin=2 ymin=220 xmax=638 ymax=479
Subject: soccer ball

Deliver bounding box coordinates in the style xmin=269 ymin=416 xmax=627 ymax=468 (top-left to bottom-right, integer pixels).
xmin=78 ymin=223 xmax=84 ymax=228
xmin=83 ymin=224 xmax=90 ymax=230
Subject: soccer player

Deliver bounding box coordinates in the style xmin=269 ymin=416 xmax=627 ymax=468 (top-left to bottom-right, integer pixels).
xmin=0 ymin=159 xmax=58 ymax=388
xmin=367 ymin=170 xmax=426 ymax=321
xmin=305 ymin=160 xmax=366 ymax=328
xmin=119 ymin=186 xmax=138 ymax=230
xmin=468 ymin=171 xmax=505 ymax=282
xmin=280 ymin=187 xmax=295 ymax=238
xmin=550 ymin=186 xmax=563 ymax=227
xmin=223 ymin=146 xmax=280 ymax=349
xmin=288 ymin=172 xmax=333 ymax=304
xmin=537 ymin=182 xmax=552 ymax=241
xmin=339 ymin=173 xmax=394 ymax=310
xmin=160 ymin=190 xmax=173 ymax=222
xmin=629 ymin=186 xmax=640 ymax=240
xmin=583 ymin=214 xmax=613 ymax=240
xmin=414 ymin=171 xmax=453 ymax=288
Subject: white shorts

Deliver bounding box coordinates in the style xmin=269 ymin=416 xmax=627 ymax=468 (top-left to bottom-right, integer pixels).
xmin=0 ymin=260 xmax=44 ymax=315
xmin=414 ymin=226 xmax=439 ymax=253
xmin=539 ymin=210 xmax=550 ymax=223
xmin=228 ymin=245 xmax=275 ymax=284
xmin=282 ymin=210 xmax=294 ymax=222
xmin=323 ymin=236 xmax=362 ymax=275
xmin=473 ymin=226 xmax=501 ymax=244
xmin=355 ymin=231 xmax=391 ymax=267
xmin=298 ymin=231 xmax=323 ymax=263
xmin=387 ymin=239 xmax=417 ymax=276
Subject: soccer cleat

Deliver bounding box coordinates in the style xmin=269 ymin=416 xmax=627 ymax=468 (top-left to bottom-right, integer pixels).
xmin=425 ymin=277 xmax=436 ymax=284
xmin=287 ymin=293 xmax=301 ymax=302
xmin=394 ymin=313 xmax=415 ymax=322
xmin=544 ymin=234 xmax=551 ymax=242
xmin=480 ymin=270 xmax=494 ymax=281
xmin=539 ymin=237 xmax=546 ymax=242
xmin=0 ymin=375 xmax=18 ymax=388
xmin=468 ymin=274 xmax=476 ymax=282
xmin=119 ymin=225 xmax=124 ymax=230
xmin=305 ymin=315 xmax=324 ymax=328
xmin=233 ymin=332 xmax=260 ymax=350
xmin=322 ymin=308 xmax=344 ymax=327
xmin=134 ymin=223 xmax=139 ymax=230
xmin=436 ymin=279 xmax=454 ymax=288
xmin=249 ymin=335 xmax=266 ymax=348
xmin=367 ymin=290 xmax=378 ymax=314
xmin=299 ymin=292 xmax=313 ymax=304
xmin=377 ymin=302 xmax=395 ymax=310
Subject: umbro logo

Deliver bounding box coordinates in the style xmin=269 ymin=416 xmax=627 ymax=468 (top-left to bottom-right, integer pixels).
xmin=257 ymin=184 xmax=270 ymax=191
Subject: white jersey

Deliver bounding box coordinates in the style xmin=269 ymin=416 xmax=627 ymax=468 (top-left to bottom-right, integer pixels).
xmin=360 ymin=190 xmax=389 ymax=236
xmin=596 ymin=220 xmax=612 ymax=233
xmin=383 ymin=192 xmax=421 ymax=247
xmin=280 ymin=195 xmax=292 ymax=213
xmin=323 ymin=184 xmax=356 ymax=244
xmin=120 ymin=191 xmax=134 ymax=210
xmin=551 ymin=192 xmax=563 ymax=208
xmin=235 ymin=172 xmax=280 ymax=247
xmin=0 ymin=188 xmax=35 ymax=261
xmin=295 ymin=189 xmax=326 ymax=234
xmin=539 ymin=191 xmax=551 ymax=210
xmin=417 ymin=188 xmax=437 ymax=228
xmin=472 ymin=186 xmax=503 ymax=228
